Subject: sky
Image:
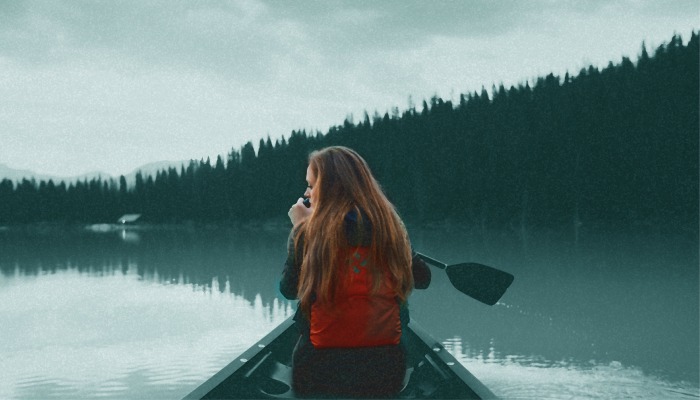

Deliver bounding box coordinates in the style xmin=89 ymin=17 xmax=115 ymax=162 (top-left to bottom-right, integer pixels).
xmin=1 ymin=0 xmax=697 ymax=178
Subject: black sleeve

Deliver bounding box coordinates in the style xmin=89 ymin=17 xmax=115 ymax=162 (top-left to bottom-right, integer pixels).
xmin=279 ymin=228 xmax=303 ymax=300
xmin=411 ymin=251 xmax=431 ymax=290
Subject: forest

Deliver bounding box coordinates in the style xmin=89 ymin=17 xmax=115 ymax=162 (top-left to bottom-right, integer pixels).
xmin=1 ymin=33 xmax=697 ymax=232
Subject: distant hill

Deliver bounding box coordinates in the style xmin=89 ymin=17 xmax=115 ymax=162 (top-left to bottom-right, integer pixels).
xmin=0 ymin=163 xmax=46 ymax=182
xmin=121 ymin=160 xmax=189 ymax=186
xmin=0 ymin=163 xmax=109 ymax=185
xmin=0 ymin=160 xmax=188 ymax=187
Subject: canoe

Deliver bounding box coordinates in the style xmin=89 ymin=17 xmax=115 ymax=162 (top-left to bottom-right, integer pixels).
xmin=183 ymin=316 xmax=495 ymax=399
xmin=183 ymin=316 xmax=496 ymax=399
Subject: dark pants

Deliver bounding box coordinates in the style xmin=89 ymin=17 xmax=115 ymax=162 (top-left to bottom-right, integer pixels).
xmin=292 ymin=335 xmax=406 ymax=398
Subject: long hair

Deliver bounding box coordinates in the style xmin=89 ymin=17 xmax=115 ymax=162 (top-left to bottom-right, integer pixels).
xmin=295 ymin=146 xmax=413 ymax=316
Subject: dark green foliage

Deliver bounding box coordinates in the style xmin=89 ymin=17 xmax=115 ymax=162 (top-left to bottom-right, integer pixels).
xmin=0 ymin=33 xmax=697 ymax=229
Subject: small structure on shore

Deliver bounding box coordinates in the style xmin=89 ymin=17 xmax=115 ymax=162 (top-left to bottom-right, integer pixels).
xmin=118 ymin=214 xmax=142 ymax=224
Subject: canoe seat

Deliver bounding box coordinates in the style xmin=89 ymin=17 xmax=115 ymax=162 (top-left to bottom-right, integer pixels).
xmin=244 ymin=358 xmax=295 ymax=398
xmin=260 ymin=361 xmax=293 ymax=397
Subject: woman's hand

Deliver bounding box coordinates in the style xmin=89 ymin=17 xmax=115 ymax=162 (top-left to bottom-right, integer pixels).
xmin=288 ymin=197 xmax=312 ymax=226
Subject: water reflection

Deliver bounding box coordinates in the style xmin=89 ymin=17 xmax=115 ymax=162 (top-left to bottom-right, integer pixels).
xmin=0 ymin=224 xmax=698 ymax=399
xmin=0 ymin=226 xmax=294 ymax=399
xmin=0 ymin=267 xmax=293 ymax=399
xmin=0 ymin=225 xmax=291 ymax=306
xmin=120 ymin=229 xmax=140 ymax=243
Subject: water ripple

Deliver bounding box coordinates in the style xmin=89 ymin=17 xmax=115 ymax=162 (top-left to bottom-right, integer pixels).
xmin=443 ymin=337 xmax=700 ymax=399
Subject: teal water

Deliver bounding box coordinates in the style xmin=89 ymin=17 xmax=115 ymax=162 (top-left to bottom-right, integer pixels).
xmin=0 ymin=224 xmax=697 ymax=399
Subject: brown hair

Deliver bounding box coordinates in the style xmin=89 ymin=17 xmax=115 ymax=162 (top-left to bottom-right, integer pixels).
xmin=295 ymin=146 xmax=413 ymax=316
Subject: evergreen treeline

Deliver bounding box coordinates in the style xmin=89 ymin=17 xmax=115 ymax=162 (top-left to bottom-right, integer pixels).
xmin=1 ymin=33 xmax=697 ymax=230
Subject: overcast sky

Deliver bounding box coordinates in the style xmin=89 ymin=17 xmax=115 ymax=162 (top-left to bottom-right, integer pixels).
xmin=1 ymin=0 xmax=697 ymax=178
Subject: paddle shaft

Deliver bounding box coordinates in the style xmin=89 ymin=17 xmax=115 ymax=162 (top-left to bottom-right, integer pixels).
xmin=414 ymin=252 xmax=447 ymax=269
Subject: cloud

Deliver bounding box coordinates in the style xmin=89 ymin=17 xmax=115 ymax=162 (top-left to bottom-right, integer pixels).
xmin=0 ymin=0 xmax=696 ymax=176
xmin=1 ymin=1 xmax=287 ymax=79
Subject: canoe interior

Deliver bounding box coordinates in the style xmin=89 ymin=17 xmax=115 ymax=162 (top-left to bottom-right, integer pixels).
xmin=183 ymin=317 xmax=495 ymax=399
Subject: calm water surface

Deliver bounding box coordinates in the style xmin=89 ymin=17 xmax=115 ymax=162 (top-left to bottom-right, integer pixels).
xmin=0 ymin=224 xmax=697 ymax=399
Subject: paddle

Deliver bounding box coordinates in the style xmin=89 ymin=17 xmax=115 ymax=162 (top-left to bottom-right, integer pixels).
xmin=415 ymin=252 xmax=514 ymax=306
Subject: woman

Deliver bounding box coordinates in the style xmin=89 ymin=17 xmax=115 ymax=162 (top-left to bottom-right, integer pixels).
xmin=280 ymin=146 xmax=430 ymax=398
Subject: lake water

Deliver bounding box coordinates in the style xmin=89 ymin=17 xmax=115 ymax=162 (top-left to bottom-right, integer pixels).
xmin=0 ymin=224 xmax=698 ymax=399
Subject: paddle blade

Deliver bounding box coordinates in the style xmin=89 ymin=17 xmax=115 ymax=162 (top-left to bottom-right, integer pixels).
xmin=445 ymin=263 xmax=514 ymax=305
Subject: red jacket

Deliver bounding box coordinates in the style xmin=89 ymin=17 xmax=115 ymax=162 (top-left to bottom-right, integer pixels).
xmin=309 ymin=246 xmax=402 ymax=348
